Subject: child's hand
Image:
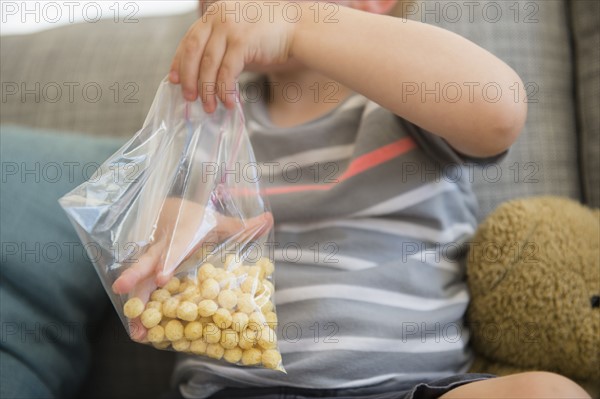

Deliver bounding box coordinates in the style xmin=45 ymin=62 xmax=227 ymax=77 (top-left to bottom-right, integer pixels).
xmin=169 ymin=0 xmax=300 ymax=111
xmin=111 ymin=197 xmax=273 ymax=341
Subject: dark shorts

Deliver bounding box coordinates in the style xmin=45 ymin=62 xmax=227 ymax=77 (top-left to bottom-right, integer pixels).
xmin=163 ymin=373 xmax=496 ymax=399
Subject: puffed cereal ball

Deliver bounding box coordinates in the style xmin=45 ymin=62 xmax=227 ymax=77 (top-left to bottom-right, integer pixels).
xmin=189 ymin=293 xmax=204 ymax=304
xmin=203 ymin=323 xmax=221 ymax=344
xmin=206 ymin=343 xmax=225 ymax=360
xmin=147 ymin=325 xmax=165 ymax=343
xmin=180 ymin=285 xmax=200 ymax=301
xmin=163 ymin=277 xmax=181 ymax=294
xmin=262 ymin=280 xmax=274 ymax=296
xmin=261 ymin=349 xmax=282 ymax=370
xmin=248 ymin=312 xmax=265 ymax=330
xmin=153 ymin=341 xmax=171 ymax=350
xmin=165 ymin=319 xmax=184 ymax=341
xmin=254 ymin=283 xmax=265 ymax=298
xmin=247 ymin=265 xmax=265 ymax=281
xmin=265 ymin=311 xmax=278 ymax=328
xmin=257 ymin=326 xmax=277 ymax=349
xmin=197 ymin=299 xmax=218 ymax=317
xmin=220 ymin=329 xmax=239 ymax=349
xmin=159 ymin=318 xmax=170 ymax=328
xmin=217 ymin=290 xmax=237 ymax=309
xmin=260 ymin=300 xmax=274 ymax=314
xmin=237 ymin=293 xmax=256 ymax=314
xmin=123 ymin=297 xmax=144 ymax=319
xmin=233 ymin=265 xmax=249 ymax=277
xmin=162 ymin=297 xmax=180 ymax=318
xmin=240 ymin=276 xmax=259 ymax=294
xmin=212 ymin=268 xmax=225 ymax=280
xmin=213 ymin=308 xmax=233 ymax=329
xmin=140 ymin=308 xmax=162 ymax=329
xmin=201 ymin=278 xmax=220 ymax=299
xmin=238 ymin=328 xmax=258 ymax=349
xmin=224 ymin=254 xmax=242 ymax=271
xmin=184 ymin=321 xmax=203 ymax=341
xmin=231 ymin=312 xmax=249 ymax=332
xmin=257 ymin=258 xmax=275 ymax=277
xmin=241 ymin=348 xmax=262 ymax=366
xmin=177 ymin=301 xmax=198 ymax=322
xmin=223 ymin=347 xmax=243 ymax=363
xmin=190 ymin=339 xmax=207 ymax=355
xmin=214 ymin=270 xmax=236 ymax=290
xmin=198 ymin=263 xmax=217 ymax=281
xmin=178 ymin=281 xmax=191 ymax=294
xmin=146 ymin=301 xmax=162 ymax=312
xmin=172 ymin=339 xmax=191 ymax=352
xmin=150 ymin=288 xmax=171 ymax=303
xmin=254 ymin=291 xmax=268 ymax=305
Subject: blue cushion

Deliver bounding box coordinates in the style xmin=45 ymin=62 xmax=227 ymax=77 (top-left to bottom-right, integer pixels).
xmin=0 ymin=126 xmax=124 ymax=399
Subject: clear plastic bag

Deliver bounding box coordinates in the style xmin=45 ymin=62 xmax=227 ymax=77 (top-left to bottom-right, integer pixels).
xmin=59 ymin=77 xmax=284 ymax=372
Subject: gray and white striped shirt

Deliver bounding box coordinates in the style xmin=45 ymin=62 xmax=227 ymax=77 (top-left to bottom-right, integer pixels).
xmin=175 ymin=86 xmax=491 ymax=398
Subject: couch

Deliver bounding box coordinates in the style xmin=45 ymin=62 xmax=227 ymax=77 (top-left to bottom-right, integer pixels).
xmin=1 ymin=1 xmax=598 ymax=398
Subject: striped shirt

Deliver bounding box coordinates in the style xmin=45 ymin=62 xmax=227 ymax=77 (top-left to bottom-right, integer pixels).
xmin=175 ymin=82 xmax=493 ymax=398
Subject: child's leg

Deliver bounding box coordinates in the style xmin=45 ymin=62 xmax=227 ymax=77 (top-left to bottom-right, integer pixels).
xmin=440 ymin=371 xmax=591 ymax=399
xmin=0 ymin=127 xmax=124 ymax=398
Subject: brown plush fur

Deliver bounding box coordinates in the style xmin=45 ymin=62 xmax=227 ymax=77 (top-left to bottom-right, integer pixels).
xmin=466 ymin=197 xmax=599 ymax=385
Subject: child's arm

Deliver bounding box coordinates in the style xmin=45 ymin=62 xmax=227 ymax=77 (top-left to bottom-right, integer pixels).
xmin=292 ymin=3 xmax=528 ymax=158
xmin=171 ymin=1 xmax=527 ymax=158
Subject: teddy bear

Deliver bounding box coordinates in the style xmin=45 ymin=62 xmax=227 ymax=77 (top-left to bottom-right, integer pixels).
xmin=465 ymin=196 xmax=599 ymax=391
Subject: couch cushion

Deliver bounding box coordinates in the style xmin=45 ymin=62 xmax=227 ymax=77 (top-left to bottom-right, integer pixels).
xmin=1 ymin=3 xmax=582 ymax=219
xmin=0 ymin=12 xmax=196 ymax=138
xmin=414 ymin=0 xmax=581 ymax=218
xmin=570 ymin=0 xmax=600 ymax=208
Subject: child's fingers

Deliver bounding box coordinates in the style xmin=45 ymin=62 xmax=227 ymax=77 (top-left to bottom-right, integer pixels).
xmin=155 ymin=255 xmax=177 ymax=287
xmin=127 ymin=276 xmax=159 ymax=342
xmin=180 ymin=25 xmax=212 ymax=101
xmin=218 ymin=44 xmax=246 ymax=109
xmin=128 ymin=317 xmax=148 ymax=342
xmin=198 ymin=34 xmax=227 ymax=113
xmin=112 ymin=245 xmax=161 ymax=295
xmin=169 ymin=44 xmax=183 ymax=84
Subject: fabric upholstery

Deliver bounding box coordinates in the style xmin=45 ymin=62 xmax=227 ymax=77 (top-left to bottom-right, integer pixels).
xmin=417 ymin=0 xmax=582 ymax=217
xmin=570 ymin=0 xmax=600 ymax=208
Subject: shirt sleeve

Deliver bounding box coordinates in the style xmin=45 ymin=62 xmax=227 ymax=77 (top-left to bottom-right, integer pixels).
xmin=396 ymin=115 xmax=509 ymax=166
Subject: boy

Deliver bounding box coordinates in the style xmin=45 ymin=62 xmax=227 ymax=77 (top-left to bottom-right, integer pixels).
xmin=114 ymin=1 xmax=590 ymax=398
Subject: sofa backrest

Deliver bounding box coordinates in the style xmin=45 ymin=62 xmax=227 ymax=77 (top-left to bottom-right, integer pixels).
xmin=1 ymin=1 xmax=597 ymax=219
xmin=413 ymin=0 xmax=582 ymax=218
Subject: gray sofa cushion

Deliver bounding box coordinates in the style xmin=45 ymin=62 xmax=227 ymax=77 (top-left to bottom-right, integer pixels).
xmin=571 ymin=0 xmax=600 ymax=208
xmin=416 ymin=0 xmax=582 ymax=218
xmin=0 ymin=12 xmax=196 ymax=137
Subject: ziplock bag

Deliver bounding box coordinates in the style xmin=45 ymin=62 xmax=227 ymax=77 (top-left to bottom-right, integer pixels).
xmin=59 ymin=77 xmax=284 ymax=372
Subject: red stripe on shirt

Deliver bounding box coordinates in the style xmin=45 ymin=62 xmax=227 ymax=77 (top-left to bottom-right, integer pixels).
xmin=265 ymin=137 xmax=416 ymax=196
